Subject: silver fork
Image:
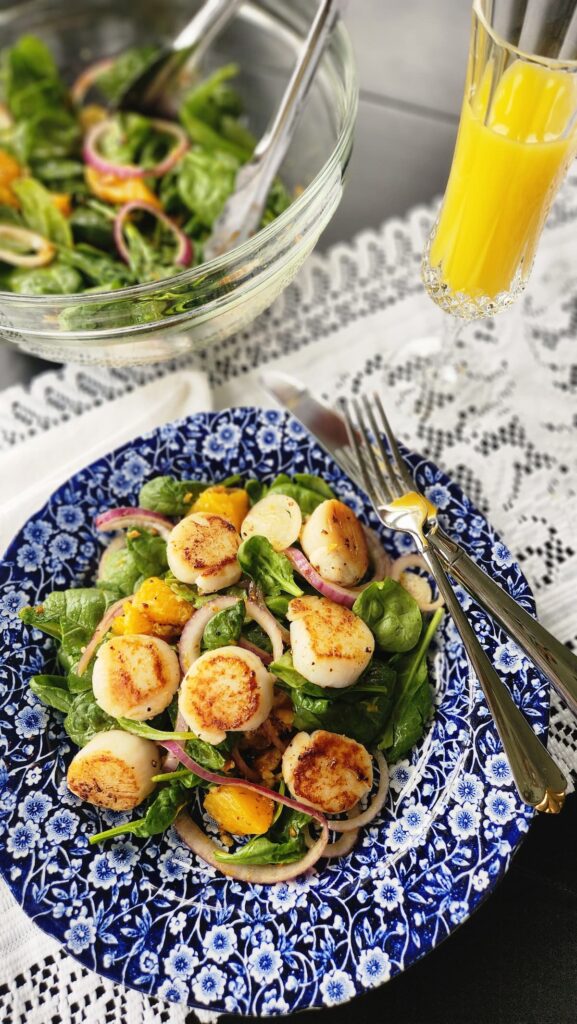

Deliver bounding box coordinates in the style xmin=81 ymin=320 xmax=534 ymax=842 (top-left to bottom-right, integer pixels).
xmin=342 ymin=393 xmax=567 ymax=814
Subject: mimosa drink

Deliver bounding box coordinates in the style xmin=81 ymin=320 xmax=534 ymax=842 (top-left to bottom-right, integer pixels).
xmin=423 ymin=59 xmax=577 ymax=316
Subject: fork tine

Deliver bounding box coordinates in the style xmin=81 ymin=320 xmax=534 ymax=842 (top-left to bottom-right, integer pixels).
xmin=354 ymin=399 xmax=394 ymax=507
xmin=373 ymin=392 xmax=416 ymax=494
xmin=341 ymin=399 xmax=388 ymax=510
xmin=361 ymin=395 xmax=404 ymax=500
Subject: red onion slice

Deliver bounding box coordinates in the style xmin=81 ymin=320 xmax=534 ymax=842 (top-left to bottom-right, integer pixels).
xmin=76 ymin=597 xmax=130 ymax=676
xmin=95 ymin=506 xmax=173 ymax=540
xmin=0 ymin=226 xmax=55 ymax=269
xmin=362 ymin=525 xmax=392 ymax=582
xmin=324 ymin=828 xmax=360 ymax=858
xmin=175 ymin=810 xmax=328 ymax=883
xmin=113 ymin=201 xmax=193 ymax=268
xmin=83 ymin=117 xmax=189 ymax=179
xmin=285 ymin=547 xmax=357 ymax=608
xmin=178 ymin=596 xmax=286 ymax=674
xmin=163 ymin=741 xmax=328 ymax=880
xmin=327 ymin=751 xmax=389 ymax=832
xmin=70 ymin=57 xmax=114 ymax=106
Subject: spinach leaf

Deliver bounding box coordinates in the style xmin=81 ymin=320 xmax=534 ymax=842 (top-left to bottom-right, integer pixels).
xmin=271 ymin=652 xmax=397 ymax=746
xmin=138 ymin=475 xmax=208 ymax=516
xmin=379 ymin=609 xmax=443 ymax=761
xmin=292 ymin=473 xmax=336 ymax=499
xmin=97 ymin=46 xmax=159 ymax=105
xmin=163 ymin=572 xmax=200 ymax=605
xmin=8 ymin=262 xmax=83 ymax=295
xmin=214 ymin=807 xmax=311 ymax=865
xmin=69 ymin=206 xmax=115 ymax=249
xmin=32 ymin=158 xmax=85 ymax=192
xmin=353 ymin=578 xmax=422 ymax=653
xmin=116 ymin=719 xmax=201 ymax=741
xmin=265 ymin=594 xmax=290 ymax=618
xmin=262 ymin=177 xmax=292 ymax=226
xmin=29 ymin=674 xmax=74 ymax=714
xmin=238 ymin=536 xmax=303 ymax=599
xmin=185 ymin=736 xmax=229 ymax=772
xmin=64 ymin=690 xmax=116 ymax=747
xmin=245 ymin=479 xmax=267 ymax=505
xmin=242 ymin=620 xmax=273 ymax=655
xmin=176 ymin=149 xmax=239 ymax=229
xmin=180 ymin=65 xmax=242 ymax=131
xmin=19 ymin=587 xmax=119 ymax=671
xmin=11 ymin=178 xmax=72 ymax=247
xmin=59 ymin=243 xmax=133 ymax=287
xmin=98 ymin=531 xmax=168 ymax=596
xmin=203 ymin=599 xmax=244 ymax=650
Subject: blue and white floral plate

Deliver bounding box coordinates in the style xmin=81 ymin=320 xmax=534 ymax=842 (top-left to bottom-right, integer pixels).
xmin=0 ymin=408 xmax=548 ymax=1015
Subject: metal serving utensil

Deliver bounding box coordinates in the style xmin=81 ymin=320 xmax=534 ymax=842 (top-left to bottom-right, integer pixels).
xmin=342 ymin=392 xmax=567 ymax=814
xmin=117 ymin=0 xmax=244 ymax=113
xmin=260 ymin=369 xmax=577 ymax=720
xmin=204 ymin=0 xmax=347 ymax=261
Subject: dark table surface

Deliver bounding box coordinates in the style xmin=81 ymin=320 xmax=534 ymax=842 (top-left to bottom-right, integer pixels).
xmin=1 ymin=3 xmax=576 ymax=1022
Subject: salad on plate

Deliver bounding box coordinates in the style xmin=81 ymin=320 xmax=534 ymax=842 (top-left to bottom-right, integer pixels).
xmin=0 ymin=35 xmax=291 ymax=295
xmin=20 ymin=468 xmax=443 ymax=882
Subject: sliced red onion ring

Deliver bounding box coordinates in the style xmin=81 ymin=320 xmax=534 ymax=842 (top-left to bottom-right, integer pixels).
xmin=95 ymin=506 xmax=173 ymax=541
xmin=70 ymin=57 xmax=114 ymax=106
xmin=83 ymin=117 xmax=189 ymax=179
xmin=0 ymin=226 xmax=55 ymax=268
xmin=178 ymin=596 xmax=286 ymax=674
xmin=163 ymin=740 xmax=329 ymax=881
xmin=76 ymin=597 xmax=130 ymax=676
xmin=286 ymin=525 xmax=393 ymax=609
xmin=113 ymin=201 xmax=193 ymax=268
xmin=324 ymin=828 xmax=360 ymax=858
xmin=175 ymin=810 xmax=328 ymax=883
xmin=285 ymin=547 xmax=357 ymax=608
xmin=327 ymin=751 xmax=389 ymax=832
xmin=390 ymin=554 xmax=445 ymax=612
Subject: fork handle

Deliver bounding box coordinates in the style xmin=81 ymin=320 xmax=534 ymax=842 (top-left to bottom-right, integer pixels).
xmin=430 ymin=527 xmax=577 ymax=718
xmin=420 ymin=545 xmax=567 ymax=811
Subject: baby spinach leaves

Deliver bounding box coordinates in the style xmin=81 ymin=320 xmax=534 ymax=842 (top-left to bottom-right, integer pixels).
xmin=353 ymin=578 xmax=422 ymax=653
xmin=202 ymin=599 xmax=245 ymax=650
xmin=138 ymin=475 xmax=208 ymax=516
xmin=238 ymin=536 xmax=303 ymax=599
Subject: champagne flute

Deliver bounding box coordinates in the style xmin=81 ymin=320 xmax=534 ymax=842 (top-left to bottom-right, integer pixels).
xmin=421 ymin=0 xmax=577 ymax=383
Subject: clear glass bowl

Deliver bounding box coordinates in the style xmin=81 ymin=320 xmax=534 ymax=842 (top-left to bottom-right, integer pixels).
xmin=0 ymin=0 xmax=357 ymax=366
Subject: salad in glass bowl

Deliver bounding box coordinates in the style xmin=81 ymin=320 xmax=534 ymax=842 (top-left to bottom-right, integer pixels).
xmin=19 ymin=469 xmax=443 ymax=883
xmin=0 ymin=0 xmax=356 ymax=365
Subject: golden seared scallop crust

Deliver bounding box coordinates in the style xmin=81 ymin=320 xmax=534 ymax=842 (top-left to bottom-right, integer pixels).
xmin=300 ymin=499 xmax=369 ymax=586
xmin=179 ymin=645 xmax=274 ymax=744
xmin=92 ymin=634 xmax=181 ymax=721
xmin=287 ymin=595 xmax=375 ymax=688
xmin=167 ymin=512 xmax=242 ymax=593
xmin=67 ymin=730 xmax=160 ymax=810
xmin=282 ymin=729 xmax=373 ymax=814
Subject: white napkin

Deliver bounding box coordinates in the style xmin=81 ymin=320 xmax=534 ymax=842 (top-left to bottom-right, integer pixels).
xmin=0 ymin=368 xmax=212 ymax=554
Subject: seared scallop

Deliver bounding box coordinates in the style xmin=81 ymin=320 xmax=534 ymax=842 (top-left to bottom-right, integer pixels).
xmin=179 ymin=645 xmax=274 ymax=744
xmin=241 ymin=493 xmax=302 ymax=552
xmin=92 ymin=634 xmax=181 ymax=721
xmin=288 ymin=595 xmax=374 ymax=687
xmin=300 ymin=499 xmax=369 ymax=586
xmin=67 ymin=730 xmax=160 ymax=810
xmin=167 ymin=512 xmax=242 ymax=593
xmin=282 ymin=729 xmax=373 ymax=813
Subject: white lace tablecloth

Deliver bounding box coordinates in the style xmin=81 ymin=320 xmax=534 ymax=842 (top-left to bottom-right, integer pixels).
xmin=1 ymin=172 xmax=577 ymax=1024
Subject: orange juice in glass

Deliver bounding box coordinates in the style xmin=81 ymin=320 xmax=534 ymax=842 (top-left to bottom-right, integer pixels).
xmin=422 ymin=0 xmax=577 ymax=322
